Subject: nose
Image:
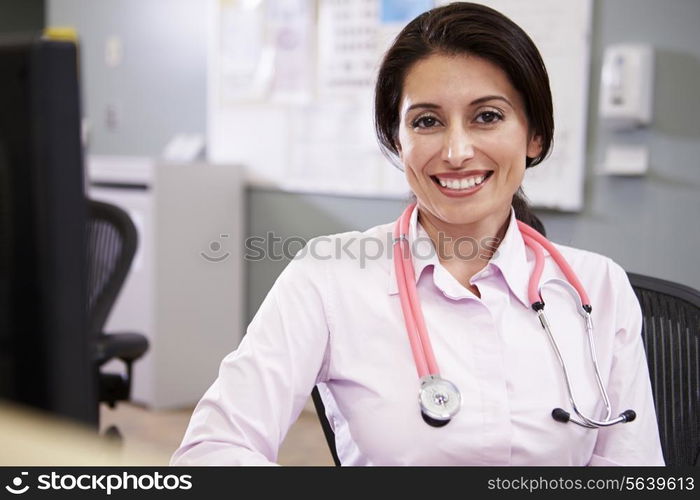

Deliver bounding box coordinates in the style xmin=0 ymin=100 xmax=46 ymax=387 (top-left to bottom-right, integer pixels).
xmin=441 ymin=125 xmax=475 ymax=167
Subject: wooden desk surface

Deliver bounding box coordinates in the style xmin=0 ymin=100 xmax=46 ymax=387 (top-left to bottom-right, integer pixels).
xmin=0 ymin=402 xmax=165 ymax=466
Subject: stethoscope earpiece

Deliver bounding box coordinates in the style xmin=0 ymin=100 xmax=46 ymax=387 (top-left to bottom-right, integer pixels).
xmin=620 ymin=409 xmax=637 ymax=422
xmin=552 ymin=408 xmax=571 ymax=423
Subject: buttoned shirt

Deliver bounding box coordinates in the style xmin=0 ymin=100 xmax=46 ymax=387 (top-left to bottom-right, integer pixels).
xmin=171 ymin=208 xmax=664 ymax=466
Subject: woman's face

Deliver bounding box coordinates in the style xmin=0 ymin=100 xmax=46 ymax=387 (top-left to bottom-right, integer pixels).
xmin=396 ymin=53 xmax=542 ymax=229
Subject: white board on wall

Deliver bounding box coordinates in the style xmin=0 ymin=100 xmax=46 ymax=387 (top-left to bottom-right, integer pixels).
xmin=208 ymin=0 xmax=592 ymax=210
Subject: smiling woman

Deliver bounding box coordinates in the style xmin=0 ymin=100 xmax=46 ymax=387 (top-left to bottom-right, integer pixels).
xmin=172 ymin=2 xmax=664 ymax=466
xmin=375 ymin=3 xmax=553 ymax=233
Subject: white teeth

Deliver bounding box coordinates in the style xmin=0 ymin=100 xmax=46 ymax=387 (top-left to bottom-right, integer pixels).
xmin=438 ymin=175 xmax=486 ymax=190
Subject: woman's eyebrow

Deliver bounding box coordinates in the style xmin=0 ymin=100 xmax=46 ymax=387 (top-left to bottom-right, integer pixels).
xmin=405 ymin=102 xmax=441 ymax=113
xmin=471 ymin=95 xmax=513 ymax=107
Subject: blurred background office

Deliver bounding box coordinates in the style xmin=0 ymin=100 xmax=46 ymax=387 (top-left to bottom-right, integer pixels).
xmin=1 ymin=0 xmax=699 ymax=465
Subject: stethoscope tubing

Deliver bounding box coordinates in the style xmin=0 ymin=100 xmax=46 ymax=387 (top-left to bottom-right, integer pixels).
xmin=517 ymin=220 xmax=591 ymax=308
xmin=393 ymin=205 xmax=439 ymax=378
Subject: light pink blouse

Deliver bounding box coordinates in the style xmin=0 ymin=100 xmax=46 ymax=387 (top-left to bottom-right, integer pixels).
xmin=172 ymin=208 xmax=664 ymax=466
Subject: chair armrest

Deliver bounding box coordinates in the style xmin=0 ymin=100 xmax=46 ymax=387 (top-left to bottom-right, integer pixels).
xmin=95 ymin=332 xmax=149 ymax=366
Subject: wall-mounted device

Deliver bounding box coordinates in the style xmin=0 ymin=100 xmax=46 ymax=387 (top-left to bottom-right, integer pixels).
xmin=599 ymin=44 xmax=654 ymax=130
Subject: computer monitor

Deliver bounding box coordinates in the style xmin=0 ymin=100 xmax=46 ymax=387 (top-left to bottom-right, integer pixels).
xmin=0 ymin=33 xmax=97 ymax=427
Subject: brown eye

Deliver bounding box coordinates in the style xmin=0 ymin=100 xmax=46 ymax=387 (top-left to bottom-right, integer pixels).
xmin=476 ymin=111 xmax=503 ymax=124
xmin=412 ymin=115 xmax=440 ymax=129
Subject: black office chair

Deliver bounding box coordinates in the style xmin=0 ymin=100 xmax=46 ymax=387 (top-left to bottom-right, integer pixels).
xmin=86 ymin=199 xmax=149 ymax=416
xmin=311 ymin=387 xmax=341 ymax=466
xmin=627 ymin=272 xmax=700 ymax=466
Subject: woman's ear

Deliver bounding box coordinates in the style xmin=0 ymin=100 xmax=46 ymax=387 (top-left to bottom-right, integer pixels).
xmin=526 ymin=134 xmax=543 ymax=159
xmin=394 ymin=136 xmax=403 ymax=160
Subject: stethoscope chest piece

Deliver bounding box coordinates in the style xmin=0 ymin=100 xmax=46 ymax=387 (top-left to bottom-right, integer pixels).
xmin=419 ymin=375 xmax=461 ymax=427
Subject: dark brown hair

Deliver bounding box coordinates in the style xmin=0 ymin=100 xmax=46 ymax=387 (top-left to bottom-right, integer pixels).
xmin=374 ymin=2 xmax=553 ymax=230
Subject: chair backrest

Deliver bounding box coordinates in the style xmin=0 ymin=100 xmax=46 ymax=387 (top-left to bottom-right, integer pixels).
xmin=86 ymin=199 xmax=137 ymax=337
xmin=627 ymin=272 xmax=700 ymax=466
xmin=311 ymin=386 xmax=341 ymax=466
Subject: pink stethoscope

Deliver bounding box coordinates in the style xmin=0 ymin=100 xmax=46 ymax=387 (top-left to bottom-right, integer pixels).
xmin=392 ymin=203 xmax=636 ymax=429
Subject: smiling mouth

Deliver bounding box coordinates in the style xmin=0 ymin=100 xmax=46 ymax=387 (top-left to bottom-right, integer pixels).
xmin=430 ymin=171 xmax=494 ymax=191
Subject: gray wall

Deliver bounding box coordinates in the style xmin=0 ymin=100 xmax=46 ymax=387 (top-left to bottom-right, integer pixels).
xmin=47 ymin=0 xmax=206 ymax=156
xmin=47 ymin=0 xmax=700 ymax=324
xmin=0 ymin=0 xmax=44 ymax=33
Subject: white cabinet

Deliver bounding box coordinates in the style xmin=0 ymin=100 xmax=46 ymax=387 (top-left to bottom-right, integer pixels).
xmin=88 ymin=156 xmax=243 ymax=409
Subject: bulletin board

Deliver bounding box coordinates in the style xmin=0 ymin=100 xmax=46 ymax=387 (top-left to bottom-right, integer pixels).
xmin=207 ymin=0 xmax=592 ymax=211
